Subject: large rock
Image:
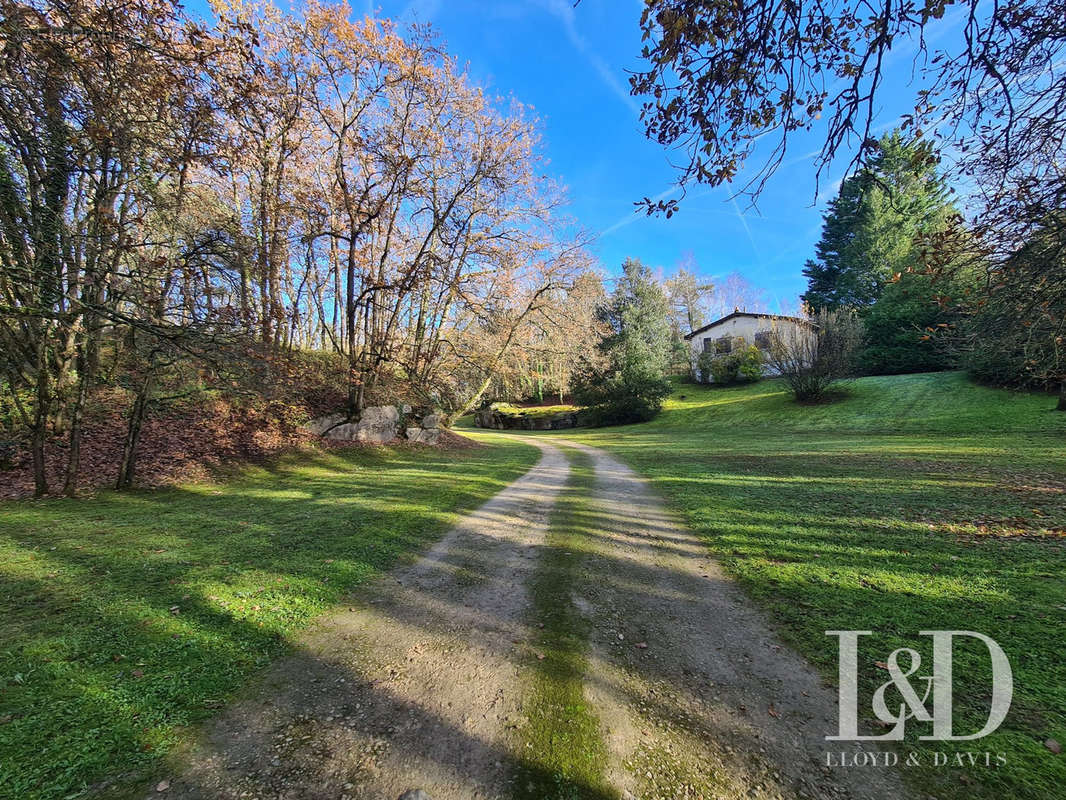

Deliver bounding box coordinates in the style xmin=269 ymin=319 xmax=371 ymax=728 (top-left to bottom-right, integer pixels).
xmin=406 ymin=427 xmax=441 ymax=445
xmin=546 ymin=411 xmax=580 ymax=429
xmin=359 ymin=405 xmax=400 ymax=427
xmin=323 ymin=405 xmax=400 ymax=444
xmin=324 ymin=422 xmax=359 ymax=441
xmin=311 ymin=405 xmax=446 ymax=445
xmin=474 ymin=408 xmax=503 ymax=429
xmin=303 ymin=413 xmax=347 ymax=436
xmin=473 ymin=407 xmax=579 ymax=430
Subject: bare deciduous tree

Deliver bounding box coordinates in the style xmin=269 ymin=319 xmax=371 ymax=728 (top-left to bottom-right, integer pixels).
xmin=764 ymin=308 xmax=862 ymax=402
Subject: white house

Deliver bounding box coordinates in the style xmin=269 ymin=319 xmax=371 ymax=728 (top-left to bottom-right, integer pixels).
xmin=684 ymin=310 xmax=813 ymax=381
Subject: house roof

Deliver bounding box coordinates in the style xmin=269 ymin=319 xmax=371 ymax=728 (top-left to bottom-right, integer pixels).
xmin=683 ymin=311 xmax=812 ymax=341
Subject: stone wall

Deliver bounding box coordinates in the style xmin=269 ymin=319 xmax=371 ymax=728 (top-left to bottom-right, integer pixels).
xmin=473 ymin=408 xmax=580 ymax=431
xmin=304 ymin=406 xmax=442 ymax=445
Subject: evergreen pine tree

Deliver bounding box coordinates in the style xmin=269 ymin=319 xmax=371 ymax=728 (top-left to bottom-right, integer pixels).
xmin=573 ymin=258 xmax=673 ymax=424
xmin=801 ymin=175 xmax=866 ymax=310
xmin=802 ymin=132 xmax=955 ymax=311
xmin=801 ymin=132 xmax=969 ymax=374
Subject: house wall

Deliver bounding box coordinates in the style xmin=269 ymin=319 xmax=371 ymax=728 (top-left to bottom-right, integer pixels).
xmin=689 ymin=316 xmax=812 ymax=381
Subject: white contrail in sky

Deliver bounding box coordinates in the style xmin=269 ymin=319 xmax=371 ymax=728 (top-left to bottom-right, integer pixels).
xmin=598 ymin=185 xmax=679 ymax=237
xmin=542 ymin=0 xmax=641 ymax=116
xmin=729 ymin=195 xmax=760 ymax=262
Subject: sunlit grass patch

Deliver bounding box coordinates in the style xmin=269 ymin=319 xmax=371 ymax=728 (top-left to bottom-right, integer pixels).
xmin=0 ymin=438 xmax=539 ymax=800
xmin=562 ymin=372 xmax=1066 ymax=800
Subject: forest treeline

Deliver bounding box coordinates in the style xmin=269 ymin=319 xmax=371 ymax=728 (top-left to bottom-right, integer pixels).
xmin=5 ymin=0 xmax=1061 ymax=498
xmin=0 ymin=0 xmax=607 ymax=495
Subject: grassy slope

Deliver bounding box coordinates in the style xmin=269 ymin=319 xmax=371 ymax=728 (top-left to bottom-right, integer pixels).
xmin=662 ymin=370 xmax=1064 ymax=434
xmin=0 ymin=438 xmax=539 ymax=800
xmin=564 ymin=372 xmax=1066 ymax=800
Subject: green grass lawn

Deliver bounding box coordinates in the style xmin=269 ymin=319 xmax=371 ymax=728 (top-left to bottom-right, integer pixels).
xmin=562 ymin=371 xmax=1066 ymax=800
xmin=489 ymin=403 xmax=580 ymax=419
xmin=0 ymin=438 xmax=539 ymax=800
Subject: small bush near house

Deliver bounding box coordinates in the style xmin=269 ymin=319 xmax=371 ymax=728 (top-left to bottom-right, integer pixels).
xmin=696 ymin=349 xmax=716 ymax=383
xmin=765 ymin=308 xmax=863 ymax=402
xmin=702 ymin=342 xmax=763 ymax=385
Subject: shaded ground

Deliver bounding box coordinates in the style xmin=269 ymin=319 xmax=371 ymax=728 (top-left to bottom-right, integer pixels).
xmin=549 ymin=439 xmax=904 ymax=800
xmin=1 ymin=390 xmax=481 ymax=500
xmin=154 ymin=438 xmax=907 ymax=800
xmin=9 ymin=372 xmax=1059 ymax=799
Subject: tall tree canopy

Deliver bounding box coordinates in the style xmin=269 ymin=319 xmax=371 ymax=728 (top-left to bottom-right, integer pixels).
xmin=664 ymin=254 xmax=714 ymax=333
xmin=602 ymin=258 xmax=674 ymax=375
xmin=573 ymin=258 xmax=673 ymax=425
xmin=802 ymin=132 xmax=956 ymax=312
xmin=801 ymin=133 xmax=970 ymax=374
xmin=0 ymin=0 xmax=599 ymax=493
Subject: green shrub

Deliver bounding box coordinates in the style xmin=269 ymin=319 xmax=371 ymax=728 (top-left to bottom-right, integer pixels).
xmin=695 ymin=349 xmax=716 ymax=383
xmin=571 ymin=257 xmax=674 ymax=426
xmin=858 ymin=270 xmax=960 ymax=375
xmin=575 ymin=369 xmax=672 ymax=426
xmin=699 ymin=341 xmax=763 ymax=385
xmin=709 ymin=352 xmax=740 ymax=384
xmin=736 ymin=344 xmax=764 ymax=381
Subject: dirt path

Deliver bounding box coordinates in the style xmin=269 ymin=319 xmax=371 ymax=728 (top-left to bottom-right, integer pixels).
xmin=160 ymin=439 xmax=569 ymax=800
xmin=156 ymin=437 xmax=908 ymax=800
xmin=552 ymin=439 xmax=907 ymax=800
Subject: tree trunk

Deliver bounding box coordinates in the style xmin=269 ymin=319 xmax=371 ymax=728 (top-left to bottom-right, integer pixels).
xmin=258 ymin=169 xmax=272 ymax=346
xmin=232 ymin=179 xmax=251 ymax=327
xmin=331 ymin=227 xmax=342 ymax=350
xmin=1058 ymin=380 xmax=1066 ymax=411
xmin=62 ymin=346 xmax=91 ymax=497
xmin=31 ymin=345 xmax=51 ymax=497
xmin=346 ymin=238 xmax=361 ymax=418
xmin=30 ymin=412 xmax=49 ymax=497
xmin=452 ymin=371 xmax=495 ymax=425
xmin=116 ymin=371 xmax=152 ymax=490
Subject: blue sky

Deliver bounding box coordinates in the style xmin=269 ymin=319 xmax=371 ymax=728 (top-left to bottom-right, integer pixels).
xmin=386 ymin=0 xmax=833 ymax=311
xmin=187 ymin=0 xmax=963 ymax=312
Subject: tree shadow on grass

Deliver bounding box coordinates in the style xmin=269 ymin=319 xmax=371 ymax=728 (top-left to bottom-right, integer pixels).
xmin=560 ymin=435 xmax=1066 ymax=800
xmin=4 ymin=433 xmax=1065 ymax=800
xmin=0 ymin=442 xmax=538 ymax=800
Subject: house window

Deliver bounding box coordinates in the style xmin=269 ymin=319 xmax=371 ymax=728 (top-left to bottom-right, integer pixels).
xmin=715 ymin=336 xmax=732 ymax=355
xmin=754 ymin=330 xmax=776 ymax=350
xmin=702 ymin=338 xmax=714 ymax=352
